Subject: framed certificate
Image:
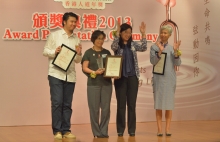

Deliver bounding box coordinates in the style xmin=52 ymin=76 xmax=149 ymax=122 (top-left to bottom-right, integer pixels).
xmin=104 ymin=55 xmax=123 ymax=78
xmin=52 ymin=44 xmax=77 ymax=72
xmin=153 ymin=52 xmax=167 ymax=75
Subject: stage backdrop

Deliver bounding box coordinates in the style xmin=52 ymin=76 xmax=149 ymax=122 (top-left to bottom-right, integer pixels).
xmin=0 ymin=0 xmax=220 ymax=126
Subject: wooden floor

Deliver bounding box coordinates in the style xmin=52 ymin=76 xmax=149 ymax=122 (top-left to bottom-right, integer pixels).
xmin=0 ymin=121 xmax=219 ymax=142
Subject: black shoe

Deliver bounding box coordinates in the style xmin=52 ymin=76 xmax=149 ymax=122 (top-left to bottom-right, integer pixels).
xmin=118 ymin=133 xmax=123 ymax=137
xmin=94 ymin=135 xmax=104 ymax=138
xmin=102 ymin=135 xmax=109 ymax=138
xmin=166 ymin=133 xmax=172 ymax=136
xmin=129 ymin=133 xmax=135 ymax=137
xmin=157 ymin=133 xmax=163 ymax=137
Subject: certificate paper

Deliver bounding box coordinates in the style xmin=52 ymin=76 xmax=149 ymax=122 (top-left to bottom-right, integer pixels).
xmin=153 ymin=52 xmax=167 ymax=75
xmin=104 ymin=56 xmax=123 ymax=78
xmin=52 ymin=44 xmax=77 ymax=72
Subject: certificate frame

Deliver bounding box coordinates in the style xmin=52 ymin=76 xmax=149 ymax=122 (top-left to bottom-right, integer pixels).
xmin=52 ymin=44 xmax=77 ymax=72
xmin=153 ymin=52 xmax=167 ymax=75
xmin=104 ymin=55 xmax=123 ymax=78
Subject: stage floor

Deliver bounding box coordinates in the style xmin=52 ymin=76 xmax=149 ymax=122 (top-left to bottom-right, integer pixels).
xmin=0 ymin=121 xmax=219 ymax=142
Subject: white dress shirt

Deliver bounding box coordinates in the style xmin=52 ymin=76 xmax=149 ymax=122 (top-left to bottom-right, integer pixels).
xmin=43 ymin=29 xmax=82 ymax=82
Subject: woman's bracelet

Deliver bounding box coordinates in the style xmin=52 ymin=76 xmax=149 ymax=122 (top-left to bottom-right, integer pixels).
xmin=174 ymin=49 xmax=182 ymax=56
xmin=90 ymin=71 xmax=96 ymax=78
xmin=112 ymin=30 xmax=119 ymax=38
xmin=141 ymin=33 xmax=146 ymax=39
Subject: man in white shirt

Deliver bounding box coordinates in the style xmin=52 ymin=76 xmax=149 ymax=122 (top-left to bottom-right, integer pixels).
xmin=43 ymin=12 xmax=82 ymax=140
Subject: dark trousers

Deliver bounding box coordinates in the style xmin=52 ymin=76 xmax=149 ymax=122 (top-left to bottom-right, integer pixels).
xmin=48 ymin=75 xmax=75 ymax=135
xmin=114 ymin=76 xmax=139 ymax=134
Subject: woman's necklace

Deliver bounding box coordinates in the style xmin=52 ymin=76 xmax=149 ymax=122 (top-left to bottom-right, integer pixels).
xmin=92 ymin=46 xmax=103 ymax=51
xmin=92 ymin=46 xmax=103 ymax=57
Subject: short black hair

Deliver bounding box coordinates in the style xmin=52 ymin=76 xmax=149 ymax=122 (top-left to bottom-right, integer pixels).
xmin=91 ymin=30 xmax=106 ymax=44
xmin=62 ymin=12 xmax=78 ymax=27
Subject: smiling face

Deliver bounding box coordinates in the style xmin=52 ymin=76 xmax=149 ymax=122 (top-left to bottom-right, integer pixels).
xmin=120 ymin=28 xmax=132 ymax=43
xmin=94 ymin=34 xmax=105 ymax=48
xmin=160 ymin=29 xmax=171 ymax=43
xmin=63 ymin=16 xmax=77 ymax=31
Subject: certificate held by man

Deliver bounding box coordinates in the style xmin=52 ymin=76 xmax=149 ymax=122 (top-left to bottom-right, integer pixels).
xmin=52 ymin=44 xmax=77 ymax=72
xmin=104 ymin=56 xmax=123 ymax=78
xmin=153 ymin=52 xmax=167 ymax=75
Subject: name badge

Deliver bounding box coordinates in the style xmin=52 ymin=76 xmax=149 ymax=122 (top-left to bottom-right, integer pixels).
xmin=102 ymin=54 xmax=107 ymax=58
